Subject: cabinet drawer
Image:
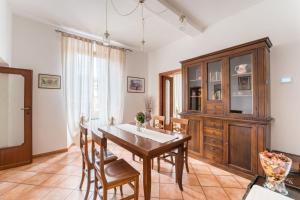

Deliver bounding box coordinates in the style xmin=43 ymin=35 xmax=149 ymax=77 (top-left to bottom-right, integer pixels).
xmin=204 ymin=150 xmax=222 ymax=162
xmin=204 ymin=144 xmax=223 ymax=155
xmin=204 ymin=127 xmax=223 ymax=138
xmin=207 ymin=104 xmax=224 ymax=115
xmin=204 ymin=136 xmax=223 ymax=148
xmin=204 ymin=119 xmax=223 ymax=130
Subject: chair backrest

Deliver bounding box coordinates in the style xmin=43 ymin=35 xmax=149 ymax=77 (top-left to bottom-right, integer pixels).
xmin=92 ymin=131 xmax=107 ymax=185
xmin=171 ymin=118 xmax=189 ymax=135
xmin=152 ymin=115 xmax=165 ymax=130
xmin=80 ymin=123 xmax=92 ymax=165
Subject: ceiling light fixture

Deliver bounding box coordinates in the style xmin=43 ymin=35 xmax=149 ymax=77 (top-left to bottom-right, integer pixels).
xmin=103 ymin=0 xmax=111 ymax=46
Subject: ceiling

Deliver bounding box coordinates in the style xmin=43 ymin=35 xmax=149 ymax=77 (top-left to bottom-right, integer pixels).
xmin=8 ymin=0 xmax=264 ymax=52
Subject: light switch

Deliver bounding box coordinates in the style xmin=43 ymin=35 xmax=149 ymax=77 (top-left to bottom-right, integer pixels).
xmin=280 ymin=76 xmax=292 ymax=84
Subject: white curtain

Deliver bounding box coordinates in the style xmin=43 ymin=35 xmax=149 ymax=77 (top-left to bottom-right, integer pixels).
xmin=173 ymin=73 xmax=182 ymax=117
xmin=62 ymin=35 xmax=126 ymax=142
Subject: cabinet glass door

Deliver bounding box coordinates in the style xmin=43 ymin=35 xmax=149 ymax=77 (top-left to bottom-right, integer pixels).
xmin=230 ymin=53 xmax=253 ymax=114
xmin=188 ymin=66 xmax=202 ymax=111
xmin=207 ymin=61 xmax=222 ymax=101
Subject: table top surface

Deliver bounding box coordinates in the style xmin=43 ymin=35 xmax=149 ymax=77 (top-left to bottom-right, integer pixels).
xmin=98 ymin=124 xmax=191 ymax=157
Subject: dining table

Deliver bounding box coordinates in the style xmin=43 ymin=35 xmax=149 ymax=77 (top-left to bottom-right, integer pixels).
xmin=97 ymin=123 xmax=191 ymax=200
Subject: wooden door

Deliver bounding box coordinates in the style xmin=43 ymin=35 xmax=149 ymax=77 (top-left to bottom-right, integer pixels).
xmin=162 ymin=76 xmax=173 ymax=130
xmin=226 ymin=122 xmax=257 ymax=175
xmin=0 ymin=66 xmax=32 ymax=170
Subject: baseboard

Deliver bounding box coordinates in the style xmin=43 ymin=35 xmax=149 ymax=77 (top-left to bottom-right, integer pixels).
xmin=33 ymin=148 xmax=69 ymax=158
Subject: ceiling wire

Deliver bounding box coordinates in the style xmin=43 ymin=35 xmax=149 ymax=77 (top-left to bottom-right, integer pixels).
xmin=111 ymin=0 xmax=140 ymax=16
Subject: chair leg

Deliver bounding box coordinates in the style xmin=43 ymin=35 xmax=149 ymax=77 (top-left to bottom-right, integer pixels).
xmin=171 ymin=155 xmax=175 ymax=165
xmin=93 ymin=174 xmax=98 ymax=200
xmin=114 ymin=187 xmax=117 ymax=193
xmin=120 ymin=185 xmax=123 ymax=196
xmin=103 ymin=189 xmax=108 ymax=200
xmin=132 ymin=153 xmax=135 ymax=161
xmin=79 ymin=160 xmax=85 ymax=189
xmin=134 ymin=177 xmax=139 ymax=200
xmin=157 ymin=157 xmax=161 ymax=173
xmin=85 ymin=169 xmax=91 ymax=200
xmin=185 ymin=149 xmax=189 ymax=173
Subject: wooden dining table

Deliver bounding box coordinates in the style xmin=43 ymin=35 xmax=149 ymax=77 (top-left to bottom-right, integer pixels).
xmin=97 ymin=124 xmax=191 ymax=200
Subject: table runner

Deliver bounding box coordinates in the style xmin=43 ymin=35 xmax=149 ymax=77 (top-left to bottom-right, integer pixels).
xmin=245 ymin=185 xmax=294 ymax=200
xmin=115 ymin=124 xmax=178 ymax=143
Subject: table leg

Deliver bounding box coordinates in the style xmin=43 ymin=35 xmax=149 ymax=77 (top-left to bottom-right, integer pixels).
xmin=143 ymin=157 xmax=152 ymax=200
xmin=175 ymin=144 xmax=184 ymax=191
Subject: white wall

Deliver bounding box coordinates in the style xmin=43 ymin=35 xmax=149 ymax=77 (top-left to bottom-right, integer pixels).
xmin=148 ymin=0 xmax=300 ymax=155
xmin=11 ymin=15 xmax=148 ymax=154
xmin=12 ymin=15 xmax=67 ymax=155
xmin=0 ymin=0 xmax=12 ymax=65
xmin=124 ymin=52 xmax=148 ymax=122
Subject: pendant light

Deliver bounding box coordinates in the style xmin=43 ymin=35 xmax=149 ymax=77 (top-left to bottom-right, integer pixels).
xmin=103 ymin=0 xmax=111 ymax=46
xmin=140 ymin=0 xmax=146 ymax=51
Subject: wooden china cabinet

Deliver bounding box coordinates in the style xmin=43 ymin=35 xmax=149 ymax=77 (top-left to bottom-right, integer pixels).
xmin=180 ymin=38 xmax=272 ymax=176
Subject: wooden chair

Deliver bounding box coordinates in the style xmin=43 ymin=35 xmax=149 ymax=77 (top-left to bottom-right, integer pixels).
xmin=92 ymin=131 xmax=140 ymax=200
xmin=79 ymin=123 xmax=118 ymax=200
xmin=157 ymin=118 xmax=190 ymax=173
xmin=152 ymin=115 xmax=165 ymax=130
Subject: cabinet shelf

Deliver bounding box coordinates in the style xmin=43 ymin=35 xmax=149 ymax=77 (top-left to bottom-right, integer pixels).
xmin=190 ymin=79 xmax=201 ymax=82
xmin=232 ymin=72 xmax=252 ymax=77
xmin=190 ymin=96 xmax=201 ymax=98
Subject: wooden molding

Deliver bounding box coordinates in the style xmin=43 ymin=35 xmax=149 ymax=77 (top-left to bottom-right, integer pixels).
xmin=33 ymin=148 xmax=69 ymax=158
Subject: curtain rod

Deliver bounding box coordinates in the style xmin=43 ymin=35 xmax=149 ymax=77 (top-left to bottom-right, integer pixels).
xmin=55 ymin=29 xmax=133 ymax=52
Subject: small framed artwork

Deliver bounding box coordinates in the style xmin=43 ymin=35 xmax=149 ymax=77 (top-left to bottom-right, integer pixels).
xmin=238 ymin=76 xmax=251 ymax=90
xmin=38 ymin=74 xmax=61 ymax=89
xmin=127 ymin=76 xmax=145 ymax=93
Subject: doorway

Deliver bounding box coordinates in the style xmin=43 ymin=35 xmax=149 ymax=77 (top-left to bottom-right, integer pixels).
xmin=0 ymin=66 xmax=33 ymax=170
xmin=159 ymin=69 xmax=182 ymax=130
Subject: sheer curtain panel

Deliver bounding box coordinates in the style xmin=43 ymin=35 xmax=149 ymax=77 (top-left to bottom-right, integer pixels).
xmin=62 ymin=35 xmax=126 ymax=143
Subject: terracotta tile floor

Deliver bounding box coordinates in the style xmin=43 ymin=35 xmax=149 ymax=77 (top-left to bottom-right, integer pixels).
xmin=0 ymin=143 xmax=251 ymax=200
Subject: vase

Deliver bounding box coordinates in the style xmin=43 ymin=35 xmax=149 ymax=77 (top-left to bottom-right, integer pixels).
xmin=259 ymin=152 xmax=292 ymax=195
xmin=136 ymin=121 xmax=143 ymax=132
xmin=145 ymin=109 xmax=152 ymax=124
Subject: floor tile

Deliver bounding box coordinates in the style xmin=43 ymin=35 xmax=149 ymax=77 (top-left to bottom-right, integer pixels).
xmin=233 ymin=175 xmax=251 ymax=189
xmin=192 ymin=165 xmax=212 ymax=175
xmin=181 ymin=185 xmax=206 ymax=200
xmin=215 ymin=176 xmax=242 ymax=188
xmin=41 ymin=174 xmax=69 ymax=187
xmin=182 ymin=173 xmax=200 ymax=186
xmin=196 ymin=174 xmax=220 ymax=187
xmin=0 ymin=171 xmax=36 ymax=183
xmin=159 ymin=173 xmax=176 ymax=184
xmin=23 ymin=173 xmax=53 ymax=185
xmin=224 ymin=188 xmax=246 ymax=200
xmin=159 ymin=183 xmax=182 ymax=199
xmin=43 ymin=188 xmax=73 ymax=200
xmin=57 ymin=176 xmax=81 ymax=189
xmin=202 ymin=187 xmax=230 ymax=200
xmin=209 ymin=166 xmax=232 ymax=176
xmin=0 ymin=182 xmax=17 ymax=195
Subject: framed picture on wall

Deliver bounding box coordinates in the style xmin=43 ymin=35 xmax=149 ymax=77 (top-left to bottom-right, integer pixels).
xmin=38 ymin=74 xmax=61 ymax=89
xmin=127 ymin=76 xmax=145 ymax=93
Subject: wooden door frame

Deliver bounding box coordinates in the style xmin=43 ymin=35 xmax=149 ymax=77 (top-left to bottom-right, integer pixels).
xmin=0 ymin=66 xmax=33 ymax=170
xmin=159 ymin=68 xmax=181 ymax=117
